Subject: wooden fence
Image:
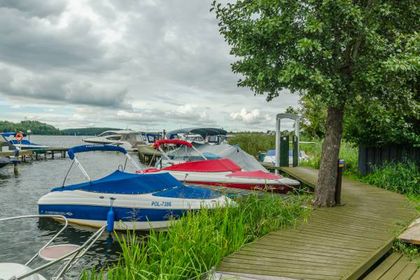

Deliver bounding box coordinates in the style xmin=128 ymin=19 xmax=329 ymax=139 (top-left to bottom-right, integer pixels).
xmin=358 ymin=144 xmax=420 ymax=175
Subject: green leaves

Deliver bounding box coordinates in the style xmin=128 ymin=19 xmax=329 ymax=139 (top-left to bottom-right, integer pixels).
xmin=212 ymin=0 xmax=419 ymax=146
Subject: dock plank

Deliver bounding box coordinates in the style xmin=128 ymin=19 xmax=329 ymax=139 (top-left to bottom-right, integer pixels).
xmin=217 ymin=167 xmax=418 ymax=280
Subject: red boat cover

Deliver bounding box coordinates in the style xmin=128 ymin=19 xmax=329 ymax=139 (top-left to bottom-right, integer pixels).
xmin=227 ymin=170 xmax=281 ymax=180
xmin=163 ymin=158 xmax=242 ymax=173
xmin=153 ymin=139 xmax=193 ymax=149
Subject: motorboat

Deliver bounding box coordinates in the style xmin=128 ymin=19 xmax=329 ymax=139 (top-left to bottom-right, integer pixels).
xmin=143 ymin=140 xmax=300 ymax=193
xmin=0 ymin=215 xmax=106 ymax=280
xmin=0 ymin=132 xmax=48 ymax=150
xmin=83 ymin=130 xmax=161 ymax=151
xmin=38 ymin=145 xmax=231 ymax=230
xmin=166 ymin=127 xmax=227 ymax=145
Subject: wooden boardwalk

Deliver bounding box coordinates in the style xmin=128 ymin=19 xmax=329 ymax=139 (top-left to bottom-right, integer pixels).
xmin=217 ymin=167 xmax=417 ymax=280
xmin=364 ymin=252 xmax=419 ymax=280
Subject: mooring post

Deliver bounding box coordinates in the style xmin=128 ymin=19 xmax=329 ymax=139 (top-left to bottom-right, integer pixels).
xmin=13 ymin=162 xmax=18 ymax=175
xmin=335 ymin=159 xmax=345 ymax=205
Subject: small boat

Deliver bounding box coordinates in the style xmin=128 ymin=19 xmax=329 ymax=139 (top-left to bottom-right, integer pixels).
xmin=83 ymin=130 xmax=161 ymax=151
xmin=0 ymin=132 xmax=48 ymax=150
xmin=38 ymin=145 xmax=231 ymax=230
xmin=143 ymin=140 xmax=300 ymax=193
xmin=0 ymin=215 xmax=106 ymax=280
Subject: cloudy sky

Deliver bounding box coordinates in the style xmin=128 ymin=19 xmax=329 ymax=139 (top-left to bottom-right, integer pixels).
xmin=0 ymin=0 xmax=298 ymax=131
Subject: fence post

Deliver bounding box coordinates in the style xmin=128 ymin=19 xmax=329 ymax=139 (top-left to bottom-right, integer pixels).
xmin=335 ymin=159 xmax=345 ymax=205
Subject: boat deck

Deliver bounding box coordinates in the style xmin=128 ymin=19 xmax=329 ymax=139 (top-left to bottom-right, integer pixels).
xmin=217 ymin=167 xmax=417 ymax=280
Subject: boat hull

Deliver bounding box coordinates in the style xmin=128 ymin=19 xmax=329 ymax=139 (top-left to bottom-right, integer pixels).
xmin=38 ymin=190 xmax=230 ymax=230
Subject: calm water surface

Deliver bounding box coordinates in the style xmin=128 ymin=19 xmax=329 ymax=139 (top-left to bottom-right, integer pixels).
xmin=0 ymin=136 xmax=143 ymax=278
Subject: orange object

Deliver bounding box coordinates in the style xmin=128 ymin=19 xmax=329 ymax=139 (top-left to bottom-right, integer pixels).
xmin=15 ymin=132 xmax=24 ymax=141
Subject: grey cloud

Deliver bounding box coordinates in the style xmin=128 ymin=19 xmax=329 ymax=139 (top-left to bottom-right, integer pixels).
xmin=0 ymin=0 xmax=67 ymax=18
xmin=0 ymin=0 xmax=299 ymax=130
xmin=0 ymin=67 xmax=129 ymax=108
xmin=0 ymin=6 xmax=121 ymax=72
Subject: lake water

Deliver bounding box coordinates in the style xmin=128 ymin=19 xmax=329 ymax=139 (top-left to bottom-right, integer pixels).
xmin=0 ymin=135 xmax=144 ymax=279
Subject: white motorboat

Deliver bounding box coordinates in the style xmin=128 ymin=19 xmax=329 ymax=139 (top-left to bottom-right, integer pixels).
xmin=38 ymin=145 xmax=232 ymax=230
xmin=83 ymin=130 xmax=161 ymax=151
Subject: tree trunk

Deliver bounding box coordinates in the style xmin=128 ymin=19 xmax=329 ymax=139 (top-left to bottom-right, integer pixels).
xmin=314 ymin=106 xmax=345 ymax=207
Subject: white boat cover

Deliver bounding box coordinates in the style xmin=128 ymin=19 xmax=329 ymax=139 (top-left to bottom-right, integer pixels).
xmin=168 ymin=143 xmax=268 ymax=172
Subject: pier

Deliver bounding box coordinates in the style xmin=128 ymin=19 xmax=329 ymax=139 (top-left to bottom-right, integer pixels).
xmin=0 ymin=147 xmax=68 ymax=161
xmin=217 ymin=167 xmax=417 ymax=280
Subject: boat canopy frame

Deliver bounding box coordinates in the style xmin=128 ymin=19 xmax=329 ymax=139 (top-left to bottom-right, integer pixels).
xmin=152 ymin=139 xmax=208 ymax=163
xmin=63 ymin=145 xmax=141 ymax=185
xmin=0 ymin=215 xmax=106 ymax=280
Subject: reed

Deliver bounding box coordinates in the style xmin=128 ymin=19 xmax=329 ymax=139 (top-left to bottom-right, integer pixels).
xmin=85 ymin=194 xmax=311 ymax=279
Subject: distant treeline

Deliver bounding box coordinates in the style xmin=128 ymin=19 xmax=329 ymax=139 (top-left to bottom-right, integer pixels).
xmin=0 ymin=120 xmax=119 ymax=136
xmin=61 ymin=127 xmax=119 ymax=136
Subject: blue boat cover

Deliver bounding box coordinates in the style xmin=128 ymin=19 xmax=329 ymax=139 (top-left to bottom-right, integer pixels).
xmin=153 ymin=185 xmax=220 ymax=199
xmin=53 ymin=171 xmax=185 ymax=195
xmin=10 ymin=140 xmax=35 ymax=145
xmin=68 ymin=145 xmax=127 ymax=160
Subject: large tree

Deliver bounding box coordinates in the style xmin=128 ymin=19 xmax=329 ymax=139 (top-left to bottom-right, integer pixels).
xmin=212 ymin=0 xmax=419 ymax=206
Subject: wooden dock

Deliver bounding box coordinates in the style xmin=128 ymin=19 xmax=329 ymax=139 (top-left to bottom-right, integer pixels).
xmin=217 ymin=167 xmax=418 ymax=280
xmin=0 ymin=147 xmax=68 ymax=161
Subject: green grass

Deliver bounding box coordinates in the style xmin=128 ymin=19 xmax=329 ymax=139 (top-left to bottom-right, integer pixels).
xmin=85 ymin=194 xmax=311 ymax=279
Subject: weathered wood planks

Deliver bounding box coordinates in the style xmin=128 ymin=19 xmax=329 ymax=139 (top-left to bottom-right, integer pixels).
xmin=217 ymin=167 xmax=418 ymax=280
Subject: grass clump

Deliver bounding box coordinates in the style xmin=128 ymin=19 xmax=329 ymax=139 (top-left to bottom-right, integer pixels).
xmin=87 ymin=194 xmax=311 ymax=280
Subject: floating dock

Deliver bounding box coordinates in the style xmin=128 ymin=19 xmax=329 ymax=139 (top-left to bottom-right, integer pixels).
xmin=217 ymin=167 xmax=418 ymax=280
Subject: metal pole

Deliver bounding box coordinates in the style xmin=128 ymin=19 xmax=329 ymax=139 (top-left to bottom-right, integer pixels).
xmin=275 ymin=116 xmax=281 ymax=174
xmin=335 ymin=159 xmax=345 ymax=205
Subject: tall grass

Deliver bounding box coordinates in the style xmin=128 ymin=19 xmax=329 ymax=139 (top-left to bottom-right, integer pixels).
xmin=362 ymin=162 xmax=419 ymax=196
xmin=228 ymin=133 xmax=274 ymax=157
xmin=85 ymin=194 xmax=310 ymax=280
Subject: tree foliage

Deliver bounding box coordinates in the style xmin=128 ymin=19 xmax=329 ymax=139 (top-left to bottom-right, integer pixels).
xmin=212 ymin=0 xmax=419 ymax=206
xmin=212 ymin=0 xmax=419 ymax=144
xmin=0 ymin=120 xmax=61 ymax=135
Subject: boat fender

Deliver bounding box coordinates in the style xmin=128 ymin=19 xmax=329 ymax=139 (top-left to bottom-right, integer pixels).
xmin=106 ymin=207 xmax=115 ymax=232
xmin=106 ymin=197 xmax=116 ymax=232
